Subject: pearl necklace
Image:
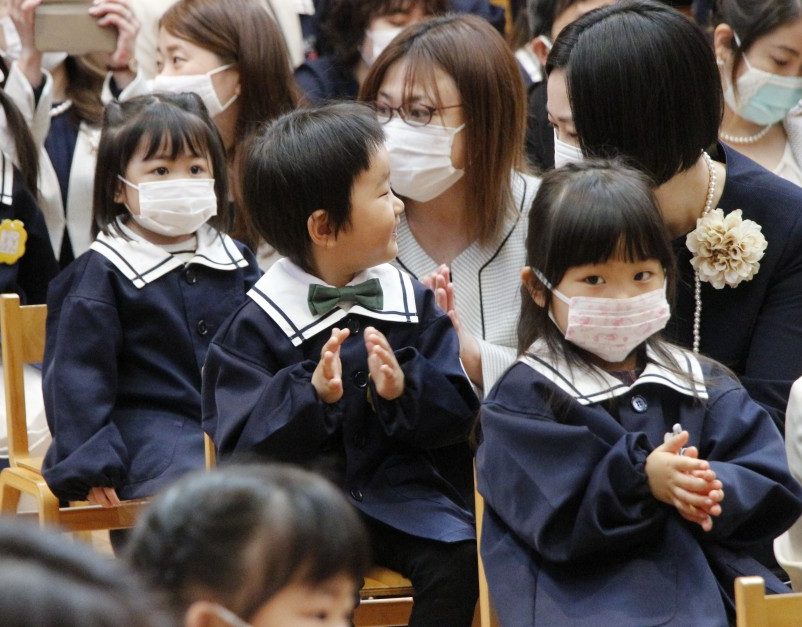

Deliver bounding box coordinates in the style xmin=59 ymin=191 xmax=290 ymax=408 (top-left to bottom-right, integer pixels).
xmin=49 ymin=99 xmax=73 ymax=118
xmin=692 ymin=151 xmax=716 ymax=354
xmin=719 ymin=123 xmax=772 ymax=145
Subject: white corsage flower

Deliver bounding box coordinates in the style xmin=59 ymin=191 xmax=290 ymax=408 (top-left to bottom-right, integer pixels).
xmin=686 ymin=208 xmax=767 ymax=289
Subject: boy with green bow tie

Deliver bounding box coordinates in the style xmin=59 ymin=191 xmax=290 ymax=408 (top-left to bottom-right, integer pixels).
xmin=202 ymin=102 xmax=481 ymax=626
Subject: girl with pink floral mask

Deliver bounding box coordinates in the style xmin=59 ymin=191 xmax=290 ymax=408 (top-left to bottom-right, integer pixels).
xmin=476 ymin=159 xmax=802 ymax=627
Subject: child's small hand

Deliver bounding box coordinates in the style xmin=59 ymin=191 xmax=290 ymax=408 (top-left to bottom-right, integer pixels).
xmin=312 ymin=328 xmax=350 ymax=404
xmin=645 ymin=431 xmax=722 ymax=529
xmin=87 ymin=486 xmax=121 ymax=508
xmin=365 ymin=326 xmax=404 ymax=400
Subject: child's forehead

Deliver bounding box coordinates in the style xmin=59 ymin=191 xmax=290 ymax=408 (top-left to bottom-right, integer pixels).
xmin=134 ymin=132 xmax=207 ymax=160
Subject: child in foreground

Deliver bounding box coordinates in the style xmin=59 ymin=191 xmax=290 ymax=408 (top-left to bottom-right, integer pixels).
xmin=126 ymin=463 xmax=368 ymax=626
xmin=477 ymin=160 xmax=802 ymax=626
xmin=202 ymin=102 xmax=480 ymax=626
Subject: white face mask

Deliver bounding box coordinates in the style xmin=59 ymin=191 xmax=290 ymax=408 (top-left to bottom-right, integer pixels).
xmin=118 ymin=176 xmax=217 ymax=237
xmin=722 ymin=34 xmax=802 ymax=126
xmin=553 ymin=130 xmax=583 ymax=168
xmin=362 ymin=27 xmax=403 ymax=66
xmin=383 ymin=117 xmax=465 ymax=202
xmin=211 ymin=604 xmax=251 ymax=627
xmin=0 ymin=16 xmax=21 ymax=61
xmin=152 ymin=64 xmax=238 ymax=118
xmin=534 ymin=268 xmax=671 ymax=363
xmin=42 ymin=52 xmax=68 ymax=72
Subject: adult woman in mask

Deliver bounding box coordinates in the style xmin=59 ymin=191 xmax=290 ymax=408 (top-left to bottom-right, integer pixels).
xmin=714 ymin=0 xmax=802 ymax=187
xmin=7 ymin=0 xmax=143 ymax=267
xmin=360 ymin=14 xmax=539 ymax=392
xmin=545 ymin=0 xmax=802 ymax=436
xmin=297 ymin=0 xmax=447 ymax=106
xmin=152 ymin=0 xmax=299 ymax=257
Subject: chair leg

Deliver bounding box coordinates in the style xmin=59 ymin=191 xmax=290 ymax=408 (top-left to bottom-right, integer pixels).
xmin=0 ymin=474 xmax=21 ymax=514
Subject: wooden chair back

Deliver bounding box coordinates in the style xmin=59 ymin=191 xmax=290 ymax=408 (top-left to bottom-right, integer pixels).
xmin=0 ymin=294 xmax=47 ymax=473
xmin=736 ymin=576 xmax=802 ymax=627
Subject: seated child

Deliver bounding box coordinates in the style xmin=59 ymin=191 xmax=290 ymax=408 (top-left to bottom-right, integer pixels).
xmin=125 ymin=463 xmax=371 ymax=627
xmin=42 ymin=93 xmax=261 ymax=511
xmin=202 ymin=102 xmax=480 ymax=626
xmin=477 ymin=160 xmax=802 ymax=626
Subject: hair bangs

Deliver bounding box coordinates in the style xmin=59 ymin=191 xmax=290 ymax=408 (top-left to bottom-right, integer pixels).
xmin=139 ymin=105 xmax=212 ymax=162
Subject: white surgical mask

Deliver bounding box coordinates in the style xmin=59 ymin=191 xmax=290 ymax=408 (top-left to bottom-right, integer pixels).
xmin=152 ymin=64 xmax=238 ymax=118
xmin=0 ymin=16 xmax=21 ymax=61
xmin=722 ymin=34 xmax=802 ymax=126
xmin=118 ymin=176 xmax=217 ymax=237
xmin=383 ymin=117 xmax=465 ymax=202
xmin=533 ymin=268 xmax=670 ymax=363
xmin=362 ymin=27 xmax=403 ymax=66
xmin=42 ymin=52 xmax=68 ymax=72
xmin=553 ymin=130 xmax=583 ymax=168
xmin=211 ymin=604 xmax=251 ymax=627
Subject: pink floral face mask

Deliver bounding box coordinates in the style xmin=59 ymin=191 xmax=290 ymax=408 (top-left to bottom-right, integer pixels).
xmin=533 ymin=268 xmax=671 ymax=363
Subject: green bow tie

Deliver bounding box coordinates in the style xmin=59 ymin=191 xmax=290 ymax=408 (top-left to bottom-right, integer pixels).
xmin=307 ymin=278 xmax=384 ymax=316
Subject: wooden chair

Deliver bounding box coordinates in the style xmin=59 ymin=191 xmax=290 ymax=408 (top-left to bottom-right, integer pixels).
xmin=474 ymin=470 xmax=499 ymax=627
xmin=735 ymin=576 xmax=802 ymax=627
xmin=0 ymin=293 xmax=147 ymax=531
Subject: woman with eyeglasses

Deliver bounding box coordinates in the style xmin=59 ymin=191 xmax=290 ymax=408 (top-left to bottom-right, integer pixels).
xmin=360 ymin=13 xmax=538 ymax=394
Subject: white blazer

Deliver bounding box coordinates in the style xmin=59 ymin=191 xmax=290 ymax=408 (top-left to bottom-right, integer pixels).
xmin=3 ymin=62 xmax=144 ymax=259
xmin=775 ymin=376 xmax=802 ymax=590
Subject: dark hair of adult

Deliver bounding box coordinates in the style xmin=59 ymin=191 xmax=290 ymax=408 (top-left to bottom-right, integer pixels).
xmin=241 ymin=101 xmax=384 ymax=273
xmin=92 ymin=92 xmax=230 ymax=237
xmin=360 ymin=13 xmax=528 ymax=243
xmin=0 ymin=521 xmax=173 ymax=627
xmin=0 ymin=91 xmax=38 ymax=192
xmin=317 ymin=0 xmax=448 ymax=68
xmin=159 ymin=0 xmax=300 ymax=153
xmin=545 ymin=0 xmax=722 ymax=185
xmin=518 ymin=159 xmax=677 ymax=365
xmin=124 ymin=463 xmax=371 ymax=621
xmin=526 ymin=0 xmax=587 ymax=38
xmin=714 ymin=0 xmax=802 ymax=88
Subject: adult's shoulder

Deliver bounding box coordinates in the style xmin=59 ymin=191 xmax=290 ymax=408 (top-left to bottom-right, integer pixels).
xmin=512 ymin=170 xmax=541 ymax=218
xmin=720 ymin=143 xmax=802 ymax=234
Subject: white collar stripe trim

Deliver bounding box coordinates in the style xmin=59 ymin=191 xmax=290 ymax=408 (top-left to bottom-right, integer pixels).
xmin=248 ymin=259 xmax=418 ymax=347
xmin=90 ymin=220 xmax=247 ymax=288
xmin=519 ymin=341 xmax=707 ymax=405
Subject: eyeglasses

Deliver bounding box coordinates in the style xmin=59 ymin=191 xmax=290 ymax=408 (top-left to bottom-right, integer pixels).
xmin=372 ymin=101 xmax=462 ymax=128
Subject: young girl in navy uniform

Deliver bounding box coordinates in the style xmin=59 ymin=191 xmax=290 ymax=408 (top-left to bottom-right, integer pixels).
xmin=203 ymin=102 xmax=480 ymax=626
xmin=476 ymin=160 xmax=802 ymax=626
xmin=42 ymin=93 xmax=261 ymax=513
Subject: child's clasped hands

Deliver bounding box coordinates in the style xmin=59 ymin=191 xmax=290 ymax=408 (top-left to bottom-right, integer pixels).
xmin=645 ymin=425 xmax=724 ymax=532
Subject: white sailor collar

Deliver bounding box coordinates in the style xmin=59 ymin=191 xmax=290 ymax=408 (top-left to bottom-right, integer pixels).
xmin=519 ymin=340 xmax=707 ymax=405
xmin=249 ymin=258 xmax=418 ymax=346
xmin=90 ymin=218 xmax=248 ymax=289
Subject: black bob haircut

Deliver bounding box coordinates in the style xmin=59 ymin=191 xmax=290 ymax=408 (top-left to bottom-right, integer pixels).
xmin=93 ymin=92 xmax=230 ymax=237
xmin=124 ymin=463 xmax=371 ymax=621
xmin=241 ymin=102 xmax=385 ymax=273
xmin=518 ymin=158 xmax=676 ymax=359
xmin=546 ymin=0 xmax=722 ymax=185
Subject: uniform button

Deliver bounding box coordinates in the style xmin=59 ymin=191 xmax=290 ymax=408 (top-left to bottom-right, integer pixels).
xmin=185 ymin=268 xmax=198 ymax=284
xmin=631 ymin=395 xmax=648 ymax=413
xmin=350 ymin=488 xmax=363 ymax=502
xmin=352 ymin=370 xmax=368 ymax=388
xmin=347 ymin=318 xmax=361 ymax=334
xmin=197 ymin=320 xmax=208 ymax=336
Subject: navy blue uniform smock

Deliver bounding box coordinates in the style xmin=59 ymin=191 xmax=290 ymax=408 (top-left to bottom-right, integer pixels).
xmin=203 ymin=258 xmax=479 ymax=542
xmin=42 ymin=221 xmax=261 ymax=501
xmin=477 ymin=342 xmax=802 ymax=626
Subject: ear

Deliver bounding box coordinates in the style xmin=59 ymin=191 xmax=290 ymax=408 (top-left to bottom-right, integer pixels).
xmin=113 ymin=178 xmax=126 ymax=205
xmin=713 ymin=24 xmax=735 ymax=67
xmin=307 ymin=209 xmax=336 ymax=248
xmin=184 ymin=601 xmax=224 ymax=627
xmin=531 ymin=37 xmax=550 ymax=68
xmin=521 ymin=266 xmax=546 ymax=308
